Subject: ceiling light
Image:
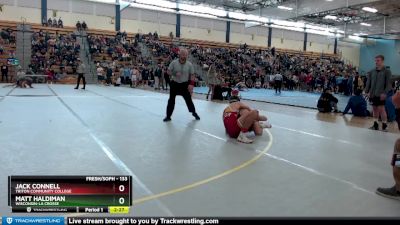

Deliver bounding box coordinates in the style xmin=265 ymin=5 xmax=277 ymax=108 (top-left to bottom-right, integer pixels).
xmin=277 ymin=6 xmax=293 ymax=11
xmin=362 ymin=7 xmax=378 ymax=13
xmin=324 ymin=15 xmax=337 ymax=20
xmin=360 ymin=22 xmax=372 ymax=27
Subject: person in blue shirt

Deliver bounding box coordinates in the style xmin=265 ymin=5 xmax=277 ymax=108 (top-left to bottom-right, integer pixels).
xmin=123 ymin=66 xmax=131 ymax=85
xmin=342 ymin=89 xmax=370 ymax=117
xmin=385 ymin=89 xmax=396 ymax=122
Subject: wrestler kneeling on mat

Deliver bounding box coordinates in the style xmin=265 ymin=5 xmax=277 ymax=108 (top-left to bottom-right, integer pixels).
xmin=222 ymin=90 xmax=271 ymax=144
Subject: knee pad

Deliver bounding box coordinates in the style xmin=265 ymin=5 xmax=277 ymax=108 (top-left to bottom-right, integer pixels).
xmin=391 ymin=154 xmax=400 ymax=167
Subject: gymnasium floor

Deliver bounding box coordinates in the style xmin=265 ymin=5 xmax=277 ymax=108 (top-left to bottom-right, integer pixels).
xmin=0 ymin=84 xmax=400 ymax=217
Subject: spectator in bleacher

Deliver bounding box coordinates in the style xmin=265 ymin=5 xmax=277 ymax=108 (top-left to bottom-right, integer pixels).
xmin=45 ymin=68 xmax=55 ymax=84
xmin=1 ymin=29 xmax=10 ymax=44
xmin=317 ymin=88 xmax=339 ymax=113
xmin=52 ymin=18 xmax=57 ymax=27
xmin=42 ymin=18 xmax=48 ymax=27
xmin=76 ymin=21 xmax=82 ymax=31
xmin=107 ymin=45 xmax=114 ymax=57
xmin=274 ymin=71 xmax=283 ymax=94
xmin=188 ymin=74 xmax=196 ymax=96
xmin=159 ymin=65 xmax=165 ymax=90
xmin=163 ymin=66 xmax=170 ymax=90
xmin=74 ymin=59 xmax=86 ymax=90
xmin=16 ymin=68 xmax=25 ymax=80
xmin=82 ymin=21 xmax=87 ymax=31
xmin=106 ymin=66 xmax=113 ymax=86
xmin=205 ymin=63 xmax=217 ymax=100
xmin=48 ymin=18 xmax=53 ymax=27
xmin=114 ymin=76 xmax=121 ymax=87
xmin=154 ymin=63 xmax=162 ymax=90
xmin=130 ymin=67 xmax=137 ymax=88
xmin=26 ymin=66 xmax=34 ymax=75
xmin=8 ymin=29 xmax=15 ymax=45
xmin=342 ymin=89 xmax=370 ymax=117
xmin=149 ymin=67 xmax=155 ymax=87
xmin=0 ymin=45 xmax=3 ymax=54
xmin=347 ymin=73 xmax=354 ymax=96
xmin=116 ymin=30 xmax=122 ymax=42
xmin=135 ymin=33 xmax=139 ymax=42
xmin=122 ymin=66 xmax=131 ymax=86
xmin=142 ymin=65 xmax=150 ymax=86
xmin=353 ymin=72 xmax=364 ymax=93
xmin=58 ymin=18 xmax=63 ymax=28
xmin=1 ymin=63 xmax=9 ymax=83
xmin=122 ymin=31 xmax=127 ymax=40
xmin=97 ymin=65 xmax=104 ymax=84
xmin=255 ymin=78 xmax=262 ymax=89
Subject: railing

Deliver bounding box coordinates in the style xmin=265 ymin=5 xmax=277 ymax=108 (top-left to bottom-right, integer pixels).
xmin=77 ymin=30 xmax=97 ymax=83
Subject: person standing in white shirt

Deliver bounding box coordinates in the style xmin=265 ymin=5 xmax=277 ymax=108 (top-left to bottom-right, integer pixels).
xmin=274 ymin=71 xmax=283 ymax=94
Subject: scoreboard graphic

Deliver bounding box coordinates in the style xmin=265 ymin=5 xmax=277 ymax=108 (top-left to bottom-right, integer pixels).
xmin=8 ymin=176 xmax=132 ymax=213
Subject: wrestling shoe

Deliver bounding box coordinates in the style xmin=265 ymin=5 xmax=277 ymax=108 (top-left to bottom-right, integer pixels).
xmin=376 ymin=186 xmax=400 ymax=200
xmin=369 ymin=121 xmax=379 ymax=130
xmin=192 ymin=113 xmax=200 ymax=120
xmin=163 ymin=117 xmax=171 ymax=122
xmin=260 ymin=121 xmax=272 ymax=129
xmin=237 ymin=132 xmax=253 ymax=144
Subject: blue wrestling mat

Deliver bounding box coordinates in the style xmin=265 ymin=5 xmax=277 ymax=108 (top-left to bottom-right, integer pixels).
xmin=194 ymin=87 xmax=351 ymax=111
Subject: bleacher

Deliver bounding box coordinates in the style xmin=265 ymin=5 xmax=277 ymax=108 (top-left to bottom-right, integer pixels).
xmin=0 ymin=19 xmax=342 ymax=85
xmin=0 ymin=21 xmax=16 ymax=83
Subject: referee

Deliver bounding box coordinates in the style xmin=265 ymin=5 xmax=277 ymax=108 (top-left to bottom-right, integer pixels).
xmin=163 ymin=48 xmax=200 ymax=122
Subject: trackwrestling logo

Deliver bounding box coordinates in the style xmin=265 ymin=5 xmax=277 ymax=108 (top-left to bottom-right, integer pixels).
xmin=2 ymin=217 xmax=65 ymax=225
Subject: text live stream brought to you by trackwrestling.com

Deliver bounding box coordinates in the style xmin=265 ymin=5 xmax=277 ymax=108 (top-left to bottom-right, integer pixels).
xmin=1 ymin=217 xmax=221 ymax=225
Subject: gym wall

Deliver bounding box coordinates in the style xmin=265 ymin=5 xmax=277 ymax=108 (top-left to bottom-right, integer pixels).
xmin=360 ymin=39 xmax=400 ymax=75
xmin=0 ymin=0 xmax=360 ymax=67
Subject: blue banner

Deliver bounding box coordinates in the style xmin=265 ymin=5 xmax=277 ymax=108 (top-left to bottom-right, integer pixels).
xmin=2 ymin=217 xmax=64 ymax=225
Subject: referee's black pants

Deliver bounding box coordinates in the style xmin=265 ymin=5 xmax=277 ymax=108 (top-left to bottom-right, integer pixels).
xmin=275 ymin=80 xmax=282 ymax=93
xmin=166 ymin=81 xmax=196 ymax=118
xmin=75 ymin=73 xmax=86 ymax=88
